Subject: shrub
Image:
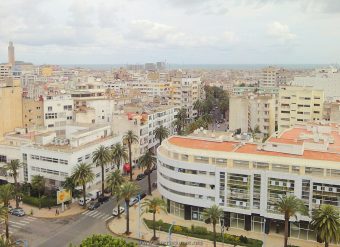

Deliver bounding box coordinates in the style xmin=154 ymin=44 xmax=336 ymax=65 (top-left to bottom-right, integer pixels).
xmin=22 ymin=195 xmax=57 ymax=208
xmin=79 ymin=234 xmax=137 ymax=247
xmin=240 ymin=235 xmax=248 ymax=243
xmin=191 ymin=225 xmax=208 ymax=235
xmin=173 ymin=225 xmax=182 ymax=233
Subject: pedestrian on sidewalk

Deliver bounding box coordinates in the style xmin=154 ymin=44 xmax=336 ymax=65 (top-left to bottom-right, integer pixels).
xmin=55 ymin=209 xmax=58 ymax=216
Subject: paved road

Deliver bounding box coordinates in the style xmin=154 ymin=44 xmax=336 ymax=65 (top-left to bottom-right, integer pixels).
xmin=11 ymin=171 xmax=157 ymax=247
xmin=209 ymin=106 xmax=229 ymax=131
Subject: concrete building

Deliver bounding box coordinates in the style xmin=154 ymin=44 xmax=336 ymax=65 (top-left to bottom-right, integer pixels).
xmin=43 ymin=95 xmax=74 ymax=130
xmin=330 ymin=101 xmax=340 ymax=123
xmin=22 ymin=98 xmax=44 ymax=128
xmin=259 ymin=67 xmax=279 ymax=88
xmin=0 ymin=64 xmax=12 ymax=80
xmin=0 ymin=79 xmax=23 ymax=139
xmin=278 ymin=86 xmax=324 ymax=133
xmin=170 ymin=72 xmax=205 ymax=120
xmin=157 ymin=123 xmax=340 ymax=243
xmin=21 ymin=124 xmax=121 ymax=187
xmin=112 ymin=104 xmax=176 ymax=162
xmin=229 ymin=95 xmax=276 ymax=135
xmin=8 ymin=41 xmax=15 ymax=66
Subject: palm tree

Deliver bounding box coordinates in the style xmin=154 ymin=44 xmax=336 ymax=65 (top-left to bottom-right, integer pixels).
xmin=111 ymin=143 xmax=128 ymax=170
xmin=71 ymin=163 xmax=95 ymax=209
xmin=62 ymin=177 xmax=76 ymax=197
xmin=155 ymin=125 xmax=169 ymax=145
xmin=4 ymin=160 xmax=21 ymax=208
xmin=106 ymin=170 xmax=124 ymax=218
xmin=138 ymin=150 xmax=156 ymax=195
xmin=0 ymin=234 xmax=15 ymax=246
xmin=31 ymin=175 xmax=45 ymax=208
xmin=0 ymin=184 xmax=14 ymax=239
xmin=311 ymin=204 xmax=340 ymax=247
xmin=120 ymin=182 xmax=140 ymax=234
xmin=142 ymin=197 xmax=166 ymax=240
xmin=276 ymin=195 xmax=307 ymax=247
xmin=174 ymin=108 xmax=187 ymax=135
xmin=123 ymin=131 xmax=138 ymax=181
xmin=202 ymin=204 xmax=224 ymax=247
xmin=92 ymin=145 xmax=111 ymax=195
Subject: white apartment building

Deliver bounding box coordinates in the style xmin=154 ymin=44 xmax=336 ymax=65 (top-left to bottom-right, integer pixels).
xmin=170 ymin=73 xmax=205 ymax=120
xmin=229 ymin=95 xmax=276 ymax=135
xmin=293 ymin=67 xmax=340 ymax=101
xmin=21 ymin=124 xmax=121 ymax=188
xmin=259 ymin=67 xmax=279 ymax=88
xmin=112 ymin=104 xmax=176 ymax=162
xmin=278 ymin=86 xmax=324 ymax=133
xmin=157 ymin=123 xmax=340 ymax=243
xmin=43 ymin=95 xmax=74 ymax=129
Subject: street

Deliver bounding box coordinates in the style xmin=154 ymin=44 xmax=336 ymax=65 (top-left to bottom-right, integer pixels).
xmin=208 ymin=105 xmax=229 ymax=132
xmin=10 ymin=171 xmax=157 ymax=247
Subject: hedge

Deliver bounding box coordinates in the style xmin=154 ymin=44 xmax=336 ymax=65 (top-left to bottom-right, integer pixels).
xmin=144 ymin=219 xmax=263 ymax=247
xmin=22 ymin=195 xmax=57 ymax=208
xmin=78 ymin=234 xmax=137 ymax=247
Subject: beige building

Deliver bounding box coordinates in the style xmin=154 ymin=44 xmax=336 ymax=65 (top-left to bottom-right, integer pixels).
xmin=0 ymin=79 xmax=23 ymax=139
xmin=330 ymin=101 xmax=340 ymax=123
xmin=8 ymin=41 xmax=15 ymax=66
xmin=229 ymin=95 xmax=276 ymax=135
xmin=278 ymin=86 xmax=324 ymax=133
xmin=22 ymin=98 xmax=44 ymax=128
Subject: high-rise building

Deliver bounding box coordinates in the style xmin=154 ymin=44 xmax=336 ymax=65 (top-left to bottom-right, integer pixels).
xmin=229 ymin=95 xmax=276 ymax=135
xmin=278 ymin=86 xmax=324 ymax=133
xmin=8 ymin=41 xmax=15 ymax=66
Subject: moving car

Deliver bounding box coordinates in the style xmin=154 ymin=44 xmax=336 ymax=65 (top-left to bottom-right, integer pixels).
xmin=129 ymin=197 xmax=138 ymax=206
xmin=88 ymin=201 xmax=101 ymax=210
xmin=112 ymin=206 xmax=125 ymax=216
xmin=78 ymin=197 xmax=91 ymax=206
xmin=136 ymin=173 xmax=145 ymax=181
xmin=10 ymin=208 xmax=25 ymax=217
xmin=137 ymin=192 xmax=147 ymax=200
xmin=98 ymin=195 xmax=110 ymax=203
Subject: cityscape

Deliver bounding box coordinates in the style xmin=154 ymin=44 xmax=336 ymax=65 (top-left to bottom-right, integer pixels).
xmin=0 ymin=1 xmax=340 ymax=247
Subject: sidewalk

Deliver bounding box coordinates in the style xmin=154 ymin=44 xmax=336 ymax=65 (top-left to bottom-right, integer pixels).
xmin=108 ymin=191 xmax=336 ymax=247
xmin=10 ymin=200 xmax=86 ymax=219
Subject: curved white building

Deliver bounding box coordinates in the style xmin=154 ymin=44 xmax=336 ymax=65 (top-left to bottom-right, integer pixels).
xmin=157 ymin=123 xmax=340 ymax=242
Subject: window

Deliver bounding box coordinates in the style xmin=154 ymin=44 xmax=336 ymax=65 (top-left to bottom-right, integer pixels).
xmin=0 ymin=155 xmax=7 ymax=163
xmin=85 ymin=154 xmax=90 ymax=160
xmin=254 ymin=162 xmax=269 ymax=170
xmin=48 ymin=106 xmax=52 ymax=111
xmin=78 ymin=157 xmax=83 ymax=162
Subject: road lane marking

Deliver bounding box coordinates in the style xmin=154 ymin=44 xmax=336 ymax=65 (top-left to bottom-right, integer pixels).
xmin=86 ymin=211 xmax=98 ymax=216
xmin=90 ymin=212 xmax=101 ymax=217
xmin=9 ymin=221 xmax=25 ymax=226
xmin=26 ymin=216 xmax=36 ymax=220
xmin=19 ymin=220 xmax=30 ymax=224
xmin=81 ymin=211 xmax=89 ymax=215
xmin=104 ymin=216 xmax=113 ymax=221
xmin=10 ymin=224 xmax=22 ymax=229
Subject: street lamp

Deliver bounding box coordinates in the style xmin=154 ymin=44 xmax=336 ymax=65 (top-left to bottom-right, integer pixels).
xmin=168 ymin=221 xmax=176 ymax=246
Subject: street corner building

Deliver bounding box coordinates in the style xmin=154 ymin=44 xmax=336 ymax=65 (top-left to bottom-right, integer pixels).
xmin=156 ymin=122 xmax=340 ymax=243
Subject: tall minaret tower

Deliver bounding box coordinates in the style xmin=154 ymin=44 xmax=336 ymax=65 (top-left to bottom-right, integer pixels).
xmin=8 ymin=41 xmax=15 ymax=66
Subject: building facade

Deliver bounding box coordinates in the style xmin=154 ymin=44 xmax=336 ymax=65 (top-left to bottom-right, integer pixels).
xmin=157 ymin=123 xmax=340 ymax=243
xmin=278 ymin=86 xmax=324 ymax=133
xmin=22 ymin=98 xmax=44 ymax=128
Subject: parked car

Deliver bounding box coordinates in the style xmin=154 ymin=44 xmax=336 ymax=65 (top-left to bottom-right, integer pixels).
xmin=129 ymin=197 xmax=138 ymax=206
xmin=136 ymin=173 xmax=145 ymax=181
xmin=98 ymin=195 xmax=110 ymax=203
xmin=87 ymin=190 xmax=102 ymax=200
xmin=10 ymin=208 xmax=25 ymax=217
xmin=112 ymin=206 xmax=125 ymax=216
xmin=137 ymin=192 xmax=147 ymax=200
xmin=88 ymin=201 xmax=101 ymax=211
xmin=78 ymin=197 xmax=91 ymax=206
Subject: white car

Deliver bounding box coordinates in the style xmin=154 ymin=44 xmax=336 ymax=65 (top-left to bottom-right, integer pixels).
xmin=112 ymin=206 xmax=125 ymax=216
xmin=78 ymin=197 xmax=91 ymax=206
xmin=129 ymin=197 xmax=138 ymax=206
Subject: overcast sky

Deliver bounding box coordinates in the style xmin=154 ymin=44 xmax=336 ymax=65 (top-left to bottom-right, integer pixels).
xmin=0 ymin=0 xmax=339 ymax=64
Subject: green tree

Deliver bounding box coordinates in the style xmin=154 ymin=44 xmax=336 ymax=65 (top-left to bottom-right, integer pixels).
xmin=142 ymin=197 xmax=166 ymax=240
xmin=154 ymin=125 xmax=169 ymax=145
xmin=92 ymin=145 xmax=111 ymax=195
xmin=31 ymin=175 xmax=45 ymax=208
xmin=79 ymin=234 xmax=137 ymax=246
xmin=219 ymin=98 xmax=229 ymax=118
xmin=0 ymin=184 xmax=14 ymax=239
xmin=202 ymin=204 xmax=224 ymax=247
xmin=138 ymin=150 xmax=156 ymax=195
xmin=123 ymin=131 xmax=139 ymax=181
xmin=111 ymin=143 xmax=128 ymax=170
xmin=62 ymin=176 xmax=76 ymax=197
xmin=0 ymin=234 xmax=15 ymax=247
xmin=276 ymin=195 xmax=308 ymax=247
xmin=71 ymin=163 xmax=95 ymax=209
xmin=193 ymin=99 xmax=204 ymax=117
xmin=4 ymin=159 xmax=21 ymax=208
xmin=120 ymin=182 xmax=140 ymax=234
xmin=311 ymin=204 xmax=340 ymax=247
xmin=106 ymin=170 xmax=124 ymax=218
xmin=174 ymin=108 xmax=187 ymax=135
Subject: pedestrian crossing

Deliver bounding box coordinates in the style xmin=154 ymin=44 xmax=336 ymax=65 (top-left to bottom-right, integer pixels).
xmin=1 ymin=216 xmax=37 ymax=235
xmin=81 ymin=210 xmax=113 ymax=221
